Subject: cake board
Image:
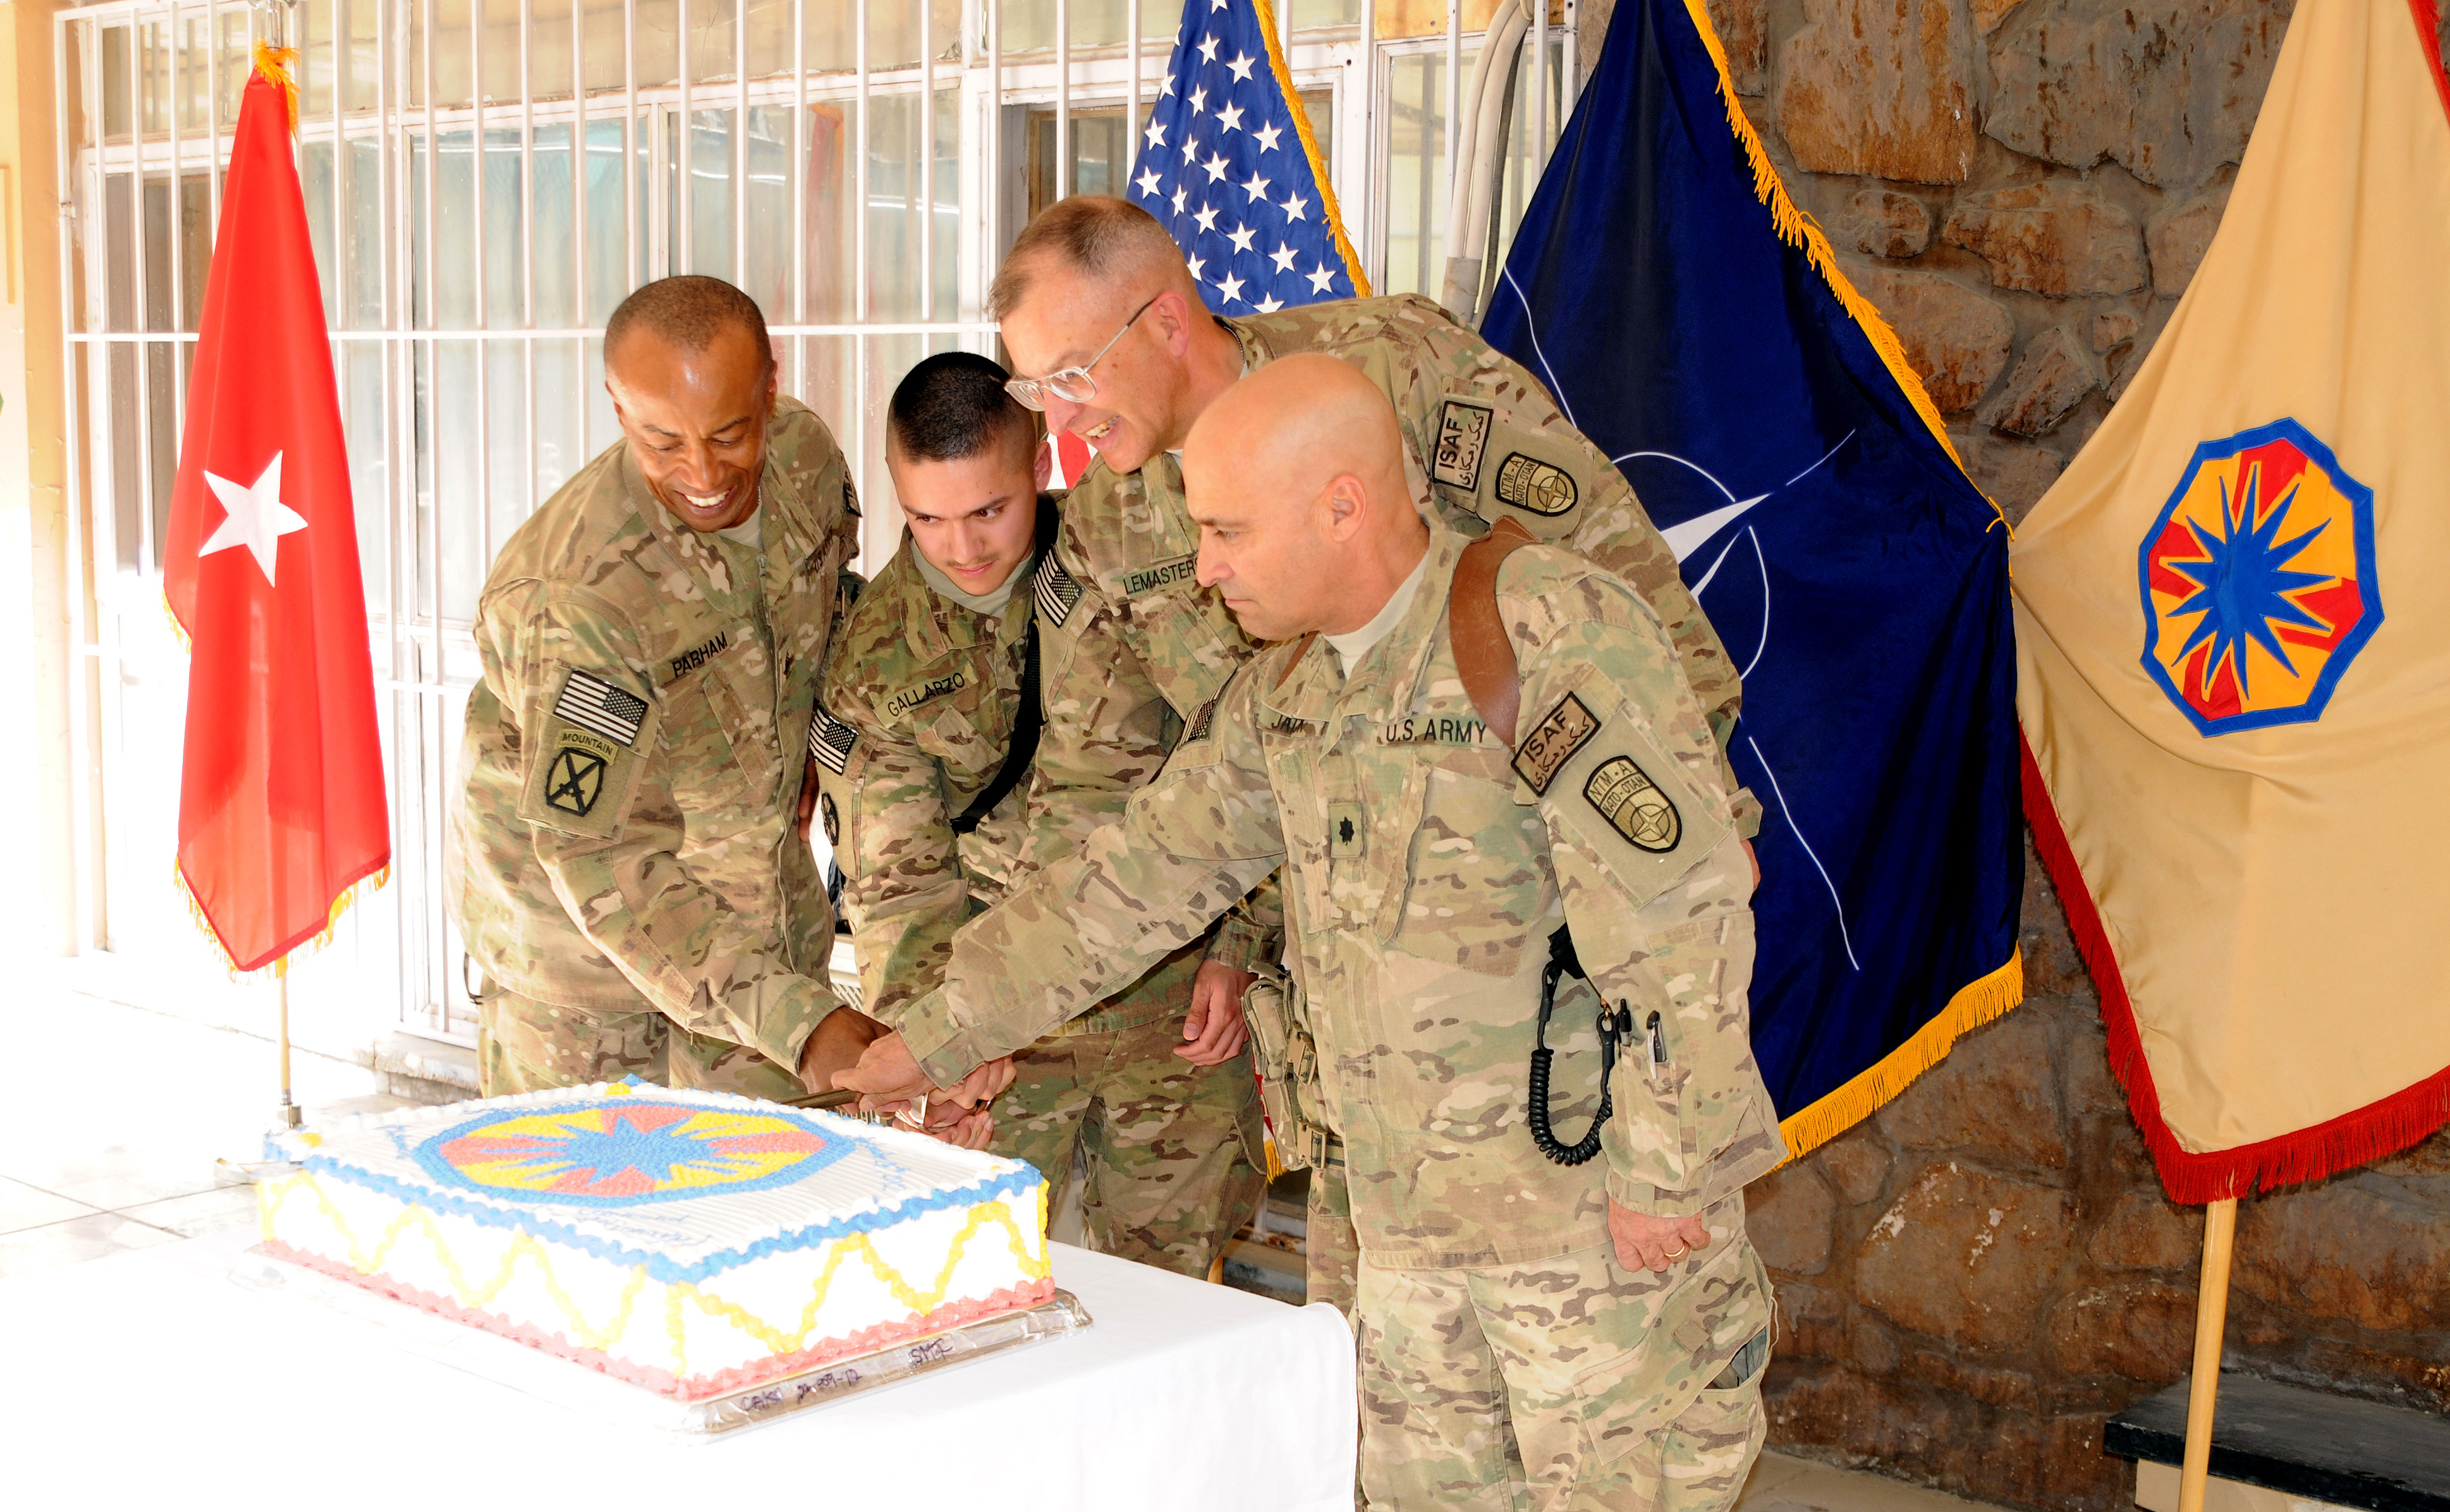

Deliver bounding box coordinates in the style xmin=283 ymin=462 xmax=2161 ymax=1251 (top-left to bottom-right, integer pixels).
xmin=229 ymin=1242 xmax=1094 ymax=1438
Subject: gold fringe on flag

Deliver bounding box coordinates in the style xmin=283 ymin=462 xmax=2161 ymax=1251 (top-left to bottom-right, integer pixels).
xmin=1676 ymin=0 xmax=2008 ymax=532
xmin=174 ymin=857 xmax=391 ymax=980
xmin=1774 ymin=948 xmax=2025 ymax=1163
xmin=253 ymin=44 xmax=302 ymax=133
xmin=1249 ymin=0 xmax=1372 ymax=298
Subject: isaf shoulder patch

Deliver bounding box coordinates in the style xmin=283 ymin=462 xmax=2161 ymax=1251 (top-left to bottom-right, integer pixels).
xmin=1432 ymin=399 xmax=1494 ymax=491
xmin=1494 ymin=453 xmax=1578 ymax=516
xmin=1584 ymin=755 xmax=1681 ymax=852
xmin=1033 ymin=551 xmax=1085 ymax=628
xmin=807 ymin=698 xmax=858 ymax=774
xmin=1512 ymin=693 xmax=1600 ymax=795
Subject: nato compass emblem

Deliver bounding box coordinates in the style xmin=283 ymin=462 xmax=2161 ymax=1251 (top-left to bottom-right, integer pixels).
xmin=2138 ymin=419 xmax=2380 ymax=737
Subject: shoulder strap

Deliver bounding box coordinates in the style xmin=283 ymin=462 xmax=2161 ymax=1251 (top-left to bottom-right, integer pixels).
xmin=1449 ymin=516 xmax=1540 ymax=746
xmin=951 ymin=497 xmax=1060 ymax=836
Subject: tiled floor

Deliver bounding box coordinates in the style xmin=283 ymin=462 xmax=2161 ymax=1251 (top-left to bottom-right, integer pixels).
xmin=0 ymin=986 xmax=411 ymax=1277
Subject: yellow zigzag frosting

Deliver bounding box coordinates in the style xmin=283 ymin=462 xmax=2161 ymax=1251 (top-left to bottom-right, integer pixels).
xmin=262 ymin=1169 xmax=1051 ymax=1363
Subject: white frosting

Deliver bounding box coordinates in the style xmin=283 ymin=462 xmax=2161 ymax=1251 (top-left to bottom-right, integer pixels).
xmin=260 ymin=1082 xmax=1050 ymax=1398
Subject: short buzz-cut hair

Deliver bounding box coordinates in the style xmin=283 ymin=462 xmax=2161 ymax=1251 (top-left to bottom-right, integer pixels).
xmin=887 ymin=351 xmax=1037 ymax=467
xmin=988 ymin=196 xmax=1193 ymax=322
xmin=603 ymin=274 xmax=774 ymax=370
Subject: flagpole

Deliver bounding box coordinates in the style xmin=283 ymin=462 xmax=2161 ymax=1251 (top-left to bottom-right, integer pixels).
xmin=2176 ymin=1196 xmax=2240 ymax=1512
xmin=277 ymin=968 xmax=301 ymax=1128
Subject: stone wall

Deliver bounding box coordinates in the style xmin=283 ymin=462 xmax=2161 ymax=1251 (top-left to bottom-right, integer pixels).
xmin=1690 ymin=0 xmax=2450 ymax=1504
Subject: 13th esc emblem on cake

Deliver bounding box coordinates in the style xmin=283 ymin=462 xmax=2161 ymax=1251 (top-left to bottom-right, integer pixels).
xmin=257 ymin=1080 xmax=1054 ymax=1400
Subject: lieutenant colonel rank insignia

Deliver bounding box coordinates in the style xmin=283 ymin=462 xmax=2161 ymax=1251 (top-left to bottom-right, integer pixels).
xmin=1432 ymin=400 xmax=1494 ymax=491
xmin=1583 ymin=755 xmax=1681 ymax=852
xmin=1033 ymin=551 xmax=1085 ymax=628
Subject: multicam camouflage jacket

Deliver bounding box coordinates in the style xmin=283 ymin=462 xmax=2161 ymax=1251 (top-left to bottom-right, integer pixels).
xmin=1025 ymin=291 xmax=1760 ymax=901
xmin=448 ymin=398 xmax=860 ymax=1072
xmin=904 ymin=515 xmax=1787 ymax=1267
xmin=815 ymin=506 xmax=1209 ymax=1031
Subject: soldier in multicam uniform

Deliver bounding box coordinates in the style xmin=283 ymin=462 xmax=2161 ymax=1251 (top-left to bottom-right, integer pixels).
xmin=985 ymin=197 xmax=1760 ymax=1315
xmin=846 ymin=357 xmax=1783 ymax=1510
xmin=449 ymin=275 xmax=891 ymax=1102
xmin=815 ymin=352 xmax=1264 ymax=1276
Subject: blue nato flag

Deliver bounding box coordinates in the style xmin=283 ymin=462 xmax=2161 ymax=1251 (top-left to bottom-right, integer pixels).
xmin=1479 ymin=0 xmax=2024 ymax=1154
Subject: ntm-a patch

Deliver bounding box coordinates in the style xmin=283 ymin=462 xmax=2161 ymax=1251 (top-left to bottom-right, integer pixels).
xmin=1432 ymin=399 xmax=1494 ymax=491
xmin=1512 ymin=693 xmax=1599 ymax=795
xmin=1494 ymin=453 xmax=1578 ymax=516
xmin=807 ymin=699 xmax=857 ymax=774
xmin=554 ymin=669 xmax=648 ymax=747
xmin=1033 ymin=552 xmax=1085 ymax=628
xmin=1583 ymin=755 xmax=1681 ymax=853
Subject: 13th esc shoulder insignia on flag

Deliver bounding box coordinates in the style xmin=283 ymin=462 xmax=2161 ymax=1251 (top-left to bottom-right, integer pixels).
xmin=519 ymin=667 xmax=659 ymax=839
xmin=1511 ymin=688 xmax=1725 ymax=902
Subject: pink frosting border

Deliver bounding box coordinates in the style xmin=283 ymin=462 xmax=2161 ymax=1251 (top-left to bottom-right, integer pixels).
xmin=260 ymin=1239 xmax=1057 ymax=1401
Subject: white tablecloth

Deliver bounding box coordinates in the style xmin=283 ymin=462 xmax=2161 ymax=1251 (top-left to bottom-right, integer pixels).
xmin=0 ymin=1229 xmax=1356 ymax=1510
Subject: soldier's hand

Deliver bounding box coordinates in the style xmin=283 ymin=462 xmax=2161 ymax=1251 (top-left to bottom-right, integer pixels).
xmin=796 ymin=1007 xmax=888 ymax=1095
xmin=1608 ymin=1200 xmax=1713 ymax=1274
xmin=947 ymin=1056 xmax=1017 ymax=1107
xmin=1178 ymin=961 xmax=1254 ymax=1065
xmin=921 ymin=1103 xmax=997 ymax=1151
xmin=840 ymin=1031 xmax=937 ymax=1113
xmin=796 ymin=756 xmax=822 ymax=843
xmin=1744 ymin=838 xmax=1760 ymax=893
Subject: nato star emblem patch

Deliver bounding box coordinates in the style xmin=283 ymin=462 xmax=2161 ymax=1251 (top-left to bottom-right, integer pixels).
xmin=2139 ymin=418 xmax=2381 ymax=737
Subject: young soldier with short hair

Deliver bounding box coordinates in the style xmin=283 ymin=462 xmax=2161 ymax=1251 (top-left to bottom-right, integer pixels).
xmin=814 ymin=351 xmax=1265 ymax=1277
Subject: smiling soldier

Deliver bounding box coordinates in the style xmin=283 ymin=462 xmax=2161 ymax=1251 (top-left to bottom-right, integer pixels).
xmin=449 ymin=275 xmax=888 ymax=1101
xmin=815 ymin=353 xmax=1264 ymax=1272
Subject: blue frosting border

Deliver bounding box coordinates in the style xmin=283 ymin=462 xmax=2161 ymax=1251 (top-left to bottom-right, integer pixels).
xmin=302 ymin=1108 xmax=1042 ymax=1286
xmin=408 ymin=1098 xmax=856 ymax=1208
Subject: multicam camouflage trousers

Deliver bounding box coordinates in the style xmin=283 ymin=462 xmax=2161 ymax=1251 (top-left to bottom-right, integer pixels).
xmin=990 ymin=1015 xmax=1265 ymax=1280
xmin=479 ymin=991 xmax=807 ymax=1104
xmin=1355 ymin=1196 xmax=1771 ymax=1512
xmin=1307 ymin=1142 xmax=1361 ymax=1319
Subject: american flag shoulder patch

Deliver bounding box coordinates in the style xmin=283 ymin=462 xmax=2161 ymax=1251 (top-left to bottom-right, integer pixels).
xmin=554 ymin=669 xmax=649 ymax=747
xmin=807 ymin=699 xmax=858 ymax=774
xmin=1033 ymin=551 xmax=1085 ymax=628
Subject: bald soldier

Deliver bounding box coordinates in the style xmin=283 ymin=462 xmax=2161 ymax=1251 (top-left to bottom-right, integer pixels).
xmin=449 ymin=275 xmax=887 ymax=1100
xmin=846 ymin=357 xmax=1784 ymax=1509
xmin=989 ymin=195 xmax=1758 ymax=1314
xmin=816 ymin=353 xmax=1264 ymax=1275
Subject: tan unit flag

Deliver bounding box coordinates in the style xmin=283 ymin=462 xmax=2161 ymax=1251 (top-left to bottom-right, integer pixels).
xmin=2015 ymin=0 xmax=2450 ymax=1201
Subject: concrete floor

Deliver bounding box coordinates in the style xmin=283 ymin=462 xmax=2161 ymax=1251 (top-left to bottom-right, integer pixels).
xmin=3 ymin=971 xmax=2009 ymax=1512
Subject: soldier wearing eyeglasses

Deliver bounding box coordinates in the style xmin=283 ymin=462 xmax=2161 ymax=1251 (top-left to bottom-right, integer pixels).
xmin=944 ymin=195 xmax=1759 ymax=1318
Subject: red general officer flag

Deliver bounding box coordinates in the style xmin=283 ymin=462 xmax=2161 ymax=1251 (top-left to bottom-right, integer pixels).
xmin=162 ymin=48 xmax=387 ymax=973
xmin=2014 ymin=0 xmax=2450 ymax=1200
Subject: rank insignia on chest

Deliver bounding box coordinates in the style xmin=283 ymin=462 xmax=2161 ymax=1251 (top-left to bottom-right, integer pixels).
xmin=1513 ymin=693 xmax=1600 ymax=795
xmin=1584 ymin=755 xmax=1681 ymax=853
xmin=1328 ymin=801 xmax=1365 ymax=858
xmin=1433 ymin=400 xmax=1494 ymax=491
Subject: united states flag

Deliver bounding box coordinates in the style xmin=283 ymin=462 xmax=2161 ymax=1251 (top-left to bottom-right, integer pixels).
xmin=1132 ymin=0 xmax=1368 ymax=315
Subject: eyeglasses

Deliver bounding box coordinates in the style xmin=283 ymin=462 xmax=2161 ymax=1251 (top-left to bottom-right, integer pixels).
xmin=1004 ymin=295 xmax=1162 ymax=412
